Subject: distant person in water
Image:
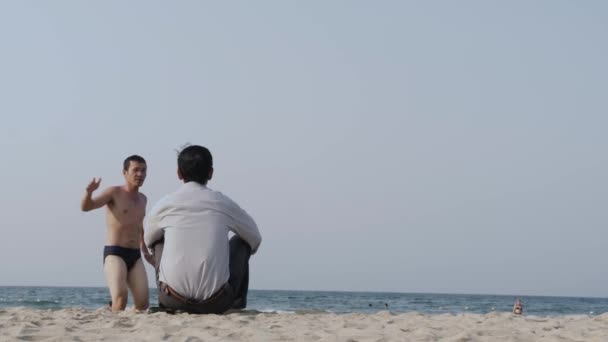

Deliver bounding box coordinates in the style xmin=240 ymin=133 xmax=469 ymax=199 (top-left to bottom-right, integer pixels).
xmin=80 ymin=155 xmax=152 ymax=312
xmin=512 ymin=298 xmax=523 ymax=315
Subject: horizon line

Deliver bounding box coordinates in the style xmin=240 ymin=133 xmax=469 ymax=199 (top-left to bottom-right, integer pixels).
xmin=0 ymin=285 xmax=606 ymax=300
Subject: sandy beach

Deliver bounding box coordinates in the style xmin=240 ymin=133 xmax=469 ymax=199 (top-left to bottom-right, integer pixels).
xmin=1 ymin=308 xmax=607 ymax=342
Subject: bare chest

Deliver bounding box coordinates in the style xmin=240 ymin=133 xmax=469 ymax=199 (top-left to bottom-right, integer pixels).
xmin=108 ymin=193 xmax=145 ymax=222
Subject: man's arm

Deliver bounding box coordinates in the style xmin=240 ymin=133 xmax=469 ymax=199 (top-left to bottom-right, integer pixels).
xmin=80 ymin=178 xmax=114 ymax=211
xmin=141 ymin=225 xmax=154 ymax=265
xmin=222 ymin=194 xmax=262 ymax=254
xmin=139 ymin=195 xmax=154 ymax=265
xmin=144 ymin=197 xmax=168 ymax=249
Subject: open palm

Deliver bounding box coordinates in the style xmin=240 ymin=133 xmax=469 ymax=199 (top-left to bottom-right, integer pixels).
xmin=86 ymin=178 xmax=102 ymax=193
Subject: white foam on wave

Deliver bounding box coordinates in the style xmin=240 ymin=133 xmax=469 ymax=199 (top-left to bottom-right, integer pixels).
xmin=257 ymin=308 xmax=296 ymax=314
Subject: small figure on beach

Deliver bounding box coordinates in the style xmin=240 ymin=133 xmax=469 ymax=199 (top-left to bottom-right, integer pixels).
xmin=512 ymin=298 xmax=523 ymax=315
xmin=80 ymin=155 xmax=151 ymax=312
xmin=144 ymin=145 xmax=262 ymax=314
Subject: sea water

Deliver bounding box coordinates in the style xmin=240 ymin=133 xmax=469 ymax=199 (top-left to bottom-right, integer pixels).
xmin=1 ymin=287 xmax=607 ymax=315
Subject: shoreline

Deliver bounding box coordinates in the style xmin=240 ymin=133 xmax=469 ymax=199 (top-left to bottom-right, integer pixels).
xmin=0 ymin=305 xmax=603 ymax=316
xmin=0 ymin=306 xmax=604 ymax=317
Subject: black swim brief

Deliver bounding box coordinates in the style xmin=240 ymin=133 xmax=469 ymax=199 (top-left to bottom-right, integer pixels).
xmin=103 ymin=246 xmax=141 ymax=271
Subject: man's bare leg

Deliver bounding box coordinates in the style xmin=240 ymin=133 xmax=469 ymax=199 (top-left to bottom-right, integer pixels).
xmin=128 ymin=259 xmax=149 ymax=311
xmin=104 ymin=256 xmax=129 ymax=312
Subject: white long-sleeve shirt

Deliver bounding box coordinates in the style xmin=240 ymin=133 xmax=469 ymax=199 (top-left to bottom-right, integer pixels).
xmin=144 ymin=181 xmax=261 ymax=301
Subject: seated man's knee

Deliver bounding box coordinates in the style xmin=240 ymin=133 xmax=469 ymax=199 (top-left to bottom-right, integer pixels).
xmin=153 ymin=243 xmax=164 ymax=268
xmin=229 ymin=236 xmax=251 ymax=253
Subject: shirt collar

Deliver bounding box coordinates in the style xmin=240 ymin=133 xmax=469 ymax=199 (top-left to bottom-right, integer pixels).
xmin=179 ymin=181 xmax=208 ymax=191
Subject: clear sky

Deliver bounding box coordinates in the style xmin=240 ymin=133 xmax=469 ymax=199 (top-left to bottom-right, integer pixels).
xmin=0 ymin=1 xmax=606 ymax=297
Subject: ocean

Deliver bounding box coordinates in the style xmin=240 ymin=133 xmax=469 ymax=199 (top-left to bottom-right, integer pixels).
xmin=1 ymin=287 xmax=608 ymax=316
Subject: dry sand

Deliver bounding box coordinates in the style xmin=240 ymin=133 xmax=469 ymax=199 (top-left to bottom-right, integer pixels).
xmin=1 ymin=307 xmax=608 ymax=341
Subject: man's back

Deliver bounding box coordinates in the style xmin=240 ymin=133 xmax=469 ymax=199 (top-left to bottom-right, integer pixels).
xmin=145 ymin=181 xmax=261 ymax=300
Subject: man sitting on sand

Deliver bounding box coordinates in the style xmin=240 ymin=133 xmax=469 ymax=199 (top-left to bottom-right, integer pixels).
xmin=144 ymin=145 xmax=261 ymax=314
xmin=80 ymin=155 xmax=152 ymax=312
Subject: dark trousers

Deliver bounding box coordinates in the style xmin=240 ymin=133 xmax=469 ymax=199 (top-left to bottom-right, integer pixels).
xmin=153 ymin=236 xmax=252 ymax=314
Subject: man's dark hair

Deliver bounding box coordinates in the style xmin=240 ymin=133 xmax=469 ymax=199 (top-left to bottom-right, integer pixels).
xmin=123 ymin=155 xmax=146 ymax=171
xmin=178 ymin=145 xmax=213 ymax=184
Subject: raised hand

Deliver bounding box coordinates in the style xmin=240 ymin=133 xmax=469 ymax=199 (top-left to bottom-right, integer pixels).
xmin=86 ymin=177 xmax=102 ymax=194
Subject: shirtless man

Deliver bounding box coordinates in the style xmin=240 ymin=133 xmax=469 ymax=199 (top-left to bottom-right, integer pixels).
xmin=80 ymin=155 xmax=152 ymax=312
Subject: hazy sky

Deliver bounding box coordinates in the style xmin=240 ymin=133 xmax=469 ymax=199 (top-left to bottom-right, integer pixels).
xmin=0 ymin=1 xmax=606 ymax=297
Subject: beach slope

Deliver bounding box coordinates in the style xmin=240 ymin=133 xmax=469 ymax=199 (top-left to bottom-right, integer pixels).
xmin=1 ymin=308 xmax=608 ymax=341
